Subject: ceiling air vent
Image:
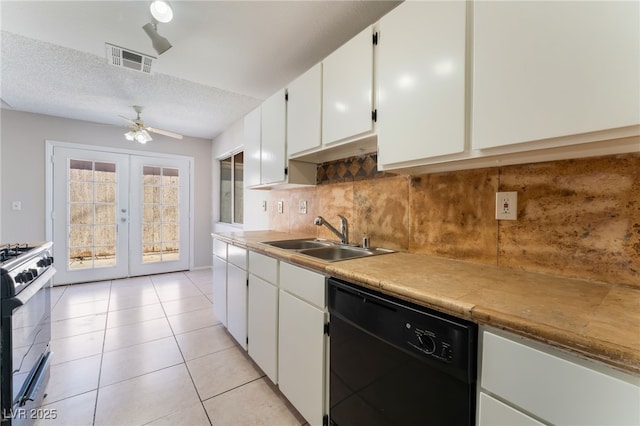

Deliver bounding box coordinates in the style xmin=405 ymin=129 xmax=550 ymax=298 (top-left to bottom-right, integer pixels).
xmin=105 ymin=43 xmax=155 ymax=74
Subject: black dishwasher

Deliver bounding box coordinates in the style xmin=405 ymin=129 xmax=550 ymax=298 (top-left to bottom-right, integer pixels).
xmin=328 ymin=278 xmax=477 ymax=426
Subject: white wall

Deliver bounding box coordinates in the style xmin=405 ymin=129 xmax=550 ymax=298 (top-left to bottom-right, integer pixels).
xmin=0 ymin=109 xmax=213 ymax=268
xmin=211 ymin=117 xmax=269 ymax=232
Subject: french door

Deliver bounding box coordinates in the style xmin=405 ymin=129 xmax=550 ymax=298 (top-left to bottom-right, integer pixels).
xmin=51 ymin=145 xmax=191 ymax=285
xmin=128 ymin=155 xmax=190 ymax=277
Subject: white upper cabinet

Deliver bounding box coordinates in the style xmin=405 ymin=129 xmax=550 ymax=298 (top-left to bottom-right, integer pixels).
xmin=322 ymin=25 xmax=374 ymax=145
xmin=377 ymin=1 xmax=467 ymax=169
xmin=260 ymin=88 xmax=287 ymax=185
xmin=251 ymin=88 xmax=316 ymax=189
xmin=243 ymin=107 xmax=261 ymax=187
xmin=287 ymin=63 xmax=322 ymax=157
xmin=472 ymin=1 xmax=640 ymax=150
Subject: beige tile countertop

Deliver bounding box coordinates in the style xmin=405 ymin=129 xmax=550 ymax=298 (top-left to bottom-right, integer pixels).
xmin=212 ymin=231 xmax=640 ymax=375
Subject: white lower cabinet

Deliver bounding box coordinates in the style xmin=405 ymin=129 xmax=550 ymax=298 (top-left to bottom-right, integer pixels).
xmin=479 ymin=328 xmax=640 ymax=426
xmin=244 ymin=252 xmax=329 ymax=426
xmin=212 ymin=255 xmax=227 ymax=326
xmin=278 ymin=261 xmax=328 ymax=426
xmin=227 ymin=261 xmax=247 ymax=350
xmin=212 ymin=239 xmax=227 ymax=326
xmin=278 ymin=290 xmax=326 ymax=426
xmin=248 ymin=251 xmax=279 ymax=384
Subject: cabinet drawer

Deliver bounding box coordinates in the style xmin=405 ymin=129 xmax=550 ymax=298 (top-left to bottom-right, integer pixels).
xmin=280 ymin=262 xmax=325 ymax=309
xmin=478 ymin=393 xmax=543 ymax=426
xmin=227 ymin=245 xmax=247 ymax=270
xmin=249 ymin=251 xmax=278 ymax=284
xmin=481 ymin=330 xmax=640 ymax=425
xmin=213 ymin=239 xmax=227 ymax=260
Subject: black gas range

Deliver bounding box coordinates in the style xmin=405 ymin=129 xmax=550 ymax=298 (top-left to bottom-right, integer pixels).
xmin=1 ymin=242 xmax=55 ymax=426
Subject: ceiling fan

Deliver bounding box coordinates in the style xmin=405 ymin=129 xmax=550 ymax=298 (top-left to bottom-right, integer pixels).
xmin=119 ymin=105 xmax=183 ymax=144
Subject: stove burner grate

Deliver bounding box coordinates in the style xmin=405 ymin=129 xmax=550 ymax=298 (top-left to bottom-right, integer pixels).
xmin=0 ymin=243 xmax=33 ymax=264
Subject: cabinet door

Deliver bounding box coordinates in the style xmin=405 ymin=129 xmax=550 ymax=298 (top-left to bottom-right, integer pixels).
xmin=248 ymin=274 xmax=278 ymax=384
xmin=227 ymin=263 xmax=247 ymax=350
xmin=473 ymin=1 xmax=640 ymax=149
xmin=212 ymin=255 xmax=227 ymax=326
xmin=287 ymin=63 xmax=322 ymax=156
xmin=377 ymin=1 xmax=466 ymax=167
xmin=244 ymin=106 xmax=261 ymax=187
xmin=322 ymin=26 xmax=373 ymax=145
xmin=261 ymin=88 xmax=287 ymax=184
xmin=278 ymin=290 xmax=326 ymax=426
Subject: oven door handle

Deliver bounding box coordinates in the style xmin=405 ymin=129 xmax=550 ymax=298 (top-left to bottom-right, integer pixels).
xmin=2 ymin=267 xmax=56 ymax=313
xmin=15 ymin=349 xmax=52 ymax=407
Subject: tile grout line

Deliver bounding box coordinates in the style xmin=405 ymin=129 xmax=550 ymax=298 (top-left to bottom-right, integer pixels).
xmin=47 ymin=272 xmax=244 ymax=426
xmin=199 ymin=374 xmax=268 ymax=405
xmin=91 ymin=279 xmax=113 ymax=426
xmin=153 ymin=271 xmax=215 ymax=426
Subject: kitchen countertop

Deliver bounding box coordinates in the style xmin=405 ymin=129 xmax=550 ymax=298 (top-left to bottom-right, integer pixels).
xmin=212 ymin=231 xmax=640 ymax=375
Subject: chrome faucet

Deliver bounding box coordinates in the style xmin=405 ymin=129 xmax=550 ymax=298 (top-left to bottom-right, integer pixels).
xmin=314 ymin=215 xmax=349 ymax=244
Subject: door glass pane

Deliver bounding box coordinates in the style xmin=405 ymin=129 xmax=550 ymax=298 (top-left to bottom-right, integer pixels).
xmin=142 ymin=165 xmax=180 ymax=263
xmin=95 ymin=204 xmax=116 ymax=224
xmin=233 ymin=152 xmax=244 ymax=224
xmin=68 ymin=159 xmax=117 ymax=270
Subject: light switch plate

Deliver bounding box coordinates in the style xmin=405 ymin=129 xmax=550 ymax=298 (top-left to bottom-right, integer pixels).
xmin=277 ymin=201 xmax=284 ymax=214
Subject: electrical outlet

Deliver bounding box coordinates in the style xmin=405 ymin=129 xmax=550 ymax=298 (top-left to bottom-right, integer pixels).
xmin=277 ymin=201 xmax=284 ymax=214
xmin=299 ymin=200 xmax=307 ymax=214
xmin=496 ymin=192 xmax=518 ymax=220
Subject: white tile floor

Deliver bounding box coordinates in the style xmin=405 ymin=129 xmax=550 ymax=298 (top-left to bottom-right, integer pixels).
xmin=37 ymin=269 xmax=306 ymax=426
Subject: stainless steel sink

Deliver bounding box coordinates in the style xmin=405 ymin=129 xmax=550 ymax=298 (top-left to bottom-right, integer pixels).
xmin=299 ymin=245 xmax=393 ymax=261
xmin=263 ymin=239 xmax=332 ymax=250
xmin=263 ymin=238 xmax=394 ymax=261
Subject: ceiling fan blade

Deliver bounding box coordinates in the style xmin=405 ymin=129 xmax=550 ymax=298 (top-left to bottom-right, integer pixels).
xmin=118 ymin=115 xmax=137 ymax=126
xmin=146 ymin=127 xmax=183 ymax=139
xmin=140 ymin=129 xmax=152 ymax=142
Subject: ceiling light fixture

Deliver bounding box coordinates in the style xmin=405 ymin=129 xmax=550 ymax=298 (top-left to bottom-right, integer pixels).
xmin=149 ymin=0 xmax=173 ymax=23
xmin=124 ymin=129 xmax=152 ymax=144
xmin=142 ymin=22 xmax=172 ymax=55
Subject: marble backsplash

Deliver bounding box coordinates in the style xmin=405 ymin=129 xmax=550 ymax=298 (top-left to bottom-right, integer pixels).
xmin=268 ymin=152 xmax=640 ymax=287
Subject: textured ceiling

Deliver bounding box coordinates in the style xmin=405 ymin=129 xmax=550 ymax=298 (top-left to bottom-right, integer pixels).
xmin=0 ymin=1 xmax=400 ymax=140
